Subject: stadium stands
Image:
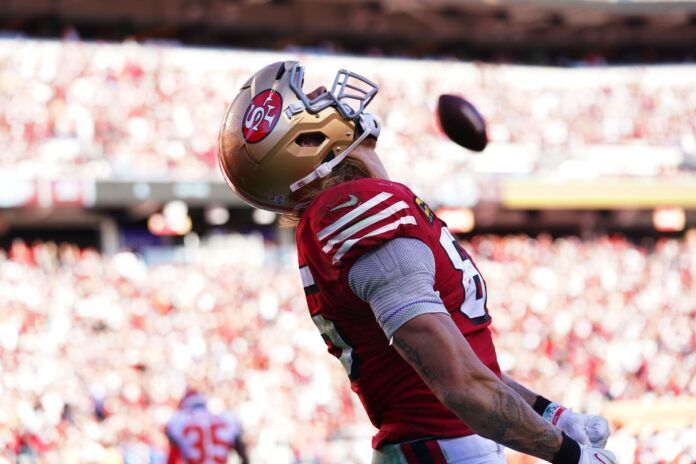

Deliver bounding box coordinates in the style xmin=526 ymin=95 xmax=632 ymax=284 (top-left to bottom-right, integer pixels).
xmin=1 ymin=40 xmax=694 ymax=194
xmin=1 ymin=37 xmax=694 ymax=464
xmin=1 ymin=235 xmax=693 ymax=463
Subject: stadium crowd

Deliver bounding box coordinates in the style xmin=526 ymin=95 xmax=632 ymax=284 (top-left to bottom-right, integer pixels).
xmin=0 ymin=40 xmax=694 ymax=189
xmin=0 ymin=234 xmax=693 ymax=463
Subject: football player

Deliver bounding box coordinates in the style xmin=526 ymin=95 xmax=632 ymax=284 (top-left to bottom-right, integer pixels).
xmin=218 ymin=61 xmax=615 ymax=464
xmin=165 ymin=390 xmax=249 ymax=464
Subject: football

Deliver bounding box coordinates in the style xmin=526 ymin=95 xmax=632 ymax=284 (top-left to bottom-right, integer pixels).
xmin=437 ymin=94 xmax=488 ymax=152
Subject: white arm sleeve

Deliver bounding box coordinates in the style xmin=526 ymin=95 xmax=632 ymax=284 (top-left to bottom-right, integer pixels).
xmin=348 ymin=237 xmax=449 ymax=341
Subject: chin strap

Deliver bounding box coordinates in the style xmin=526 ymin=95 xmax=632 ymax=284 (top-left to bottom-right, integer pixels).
xmin=289 ymin=114 xmax=380 ymax=193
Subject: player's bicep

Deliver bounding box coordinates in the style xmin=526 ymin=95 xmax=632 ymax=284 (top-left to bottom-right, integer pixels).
xmin=391 ymin=312 xmax=500 ymax=402
xmin=348 ymin=238 xmax=448 ymax=340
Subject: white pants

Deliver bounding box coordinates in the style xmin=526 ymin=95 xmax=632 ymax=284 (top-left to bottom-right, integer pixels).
xmin=372 ymin=434 xmax=506 ymax=464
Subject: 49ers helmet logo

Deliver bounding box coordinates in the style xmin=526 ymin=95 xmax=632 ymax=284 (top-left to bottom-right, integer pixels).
xmin=242 ymin=89 xmax=283 ymax=143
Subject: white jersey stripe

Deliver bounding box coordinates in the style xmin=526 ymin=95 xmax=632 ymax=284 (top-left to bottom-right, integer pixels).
xmin=332 ymin=216 xmax=417 ymax=263
xmin=322 ymin=201 xmax=409 ymax=253
xmin=317 ymin=192 xmax=393 ymax=241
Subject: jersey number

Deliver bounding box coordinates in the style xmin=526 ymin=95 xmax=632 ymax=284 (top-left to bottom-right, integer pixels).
xmin=439 ymin=227 xmax=490 ymax=325
xmin=182 ymin=422 xmax=229 ymax=464
xmin=312 ymin=314 xmax=359 ymax=381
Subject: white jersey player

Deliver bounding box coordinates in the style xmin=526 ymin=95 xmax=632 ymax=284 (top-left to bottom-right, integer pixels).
xmin=165 ymin=390 xmax=249 ymax=464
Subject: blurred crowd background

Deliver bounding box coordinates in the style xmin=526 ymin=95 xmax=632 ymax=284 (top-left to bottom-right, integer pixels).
xmin=1 ymin=40 xmax=694 ymax=184
xmin=1 ymin=0 xmax=695 ymax=462
xmin=0 ymin=236 xmax=693 ymax=463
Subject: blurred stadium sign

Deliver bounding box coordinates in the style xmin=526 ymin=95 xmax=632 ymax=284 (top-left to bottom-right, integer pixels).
xmin=500 ymin=178 xmax=696 ymax=209
xmin=0 ymin=178 xmax=95 ymax=208
xmin=0 ymin=180 xmax=243 ymax=209
xmin=94 ymin=181 xmax=245 ymax=207
xmin=436 ymin=208 xmax=475 ymax=233
xmin=602 ymin=396 xmax=696 ymax=433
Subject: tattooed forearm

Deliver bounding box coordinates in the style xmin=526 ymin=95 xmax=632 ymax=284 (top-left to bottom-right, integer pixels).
xmin=451 ymin=382 xmax=561 ymax=461
xmin=393 ymin=334 xmax=561 ymax=462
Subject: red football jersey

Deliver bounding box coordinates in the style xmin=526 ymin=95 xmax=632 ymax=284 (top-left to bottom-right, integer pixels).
xmin=296 ymin=178 xmax=502 ymax=449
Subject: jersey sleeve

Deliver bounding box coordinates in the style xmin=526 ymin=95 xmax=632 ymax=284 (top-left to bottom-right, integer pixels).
xmin=348 ymin=238 xmax=449 ymax=340
xmin=308 ymin=179 xmax=436 ymax=268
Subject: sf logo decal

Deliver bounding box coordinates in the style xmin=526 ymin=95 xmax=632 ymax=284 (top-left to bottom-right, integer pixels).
xmin=242 ymin=89 xmax=283 ymax=143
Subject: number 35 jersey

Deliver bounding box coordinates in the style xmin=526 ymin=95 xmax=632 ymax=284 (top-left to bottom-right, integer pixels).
xmin=295 ymin=178 xmax=502 ymax=449
xmin=165 ymin=408 xmax=240 ymax=464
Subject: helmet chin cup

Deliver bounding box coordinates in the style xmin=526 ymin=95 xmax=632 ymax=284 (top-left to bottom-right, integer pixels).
xmin=316 ymin=163 xmax=333 ymax=179
xmin=357 ymin=113 xmax=380 ymax=139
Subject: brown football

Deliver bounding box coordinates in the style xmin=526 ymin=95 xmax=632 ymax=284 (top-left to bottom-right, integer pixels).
xmin=436 ymin=94 xmax=488 ymax=152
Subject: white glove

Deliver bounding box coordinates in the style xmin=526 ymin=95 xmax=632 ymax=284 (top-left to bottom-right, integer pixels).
xmin=579 ymin=446 xmax=618 ymax=464
xmin=543 ymin=404 xmax=611 ymax=448
xmin=583 ymin=414 xmax=611 ymax=449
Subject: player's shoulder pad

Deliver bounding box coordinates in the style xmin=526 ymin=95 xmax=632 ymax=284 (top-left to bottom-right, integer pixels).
xmin=305 ymin=178 xmax=427 ymax=266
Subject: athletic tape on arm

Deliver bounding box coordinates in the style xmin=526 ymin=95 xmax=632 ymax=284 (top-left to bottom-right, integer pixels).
xmin=348 ymin=238 xmax=449 ymax=341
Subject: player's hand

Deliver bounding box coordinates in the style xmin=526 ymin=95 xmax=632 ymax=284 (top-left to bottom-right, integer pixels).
xmin=545 ymin=404 xmax=610 ymax=448
xmin=579 ymin=446 xmax=618 ymax=464
xmin=556 ymin=410 xmax=610 ymax=448
xmin=582 ymin=414 xmax=611 ymax=448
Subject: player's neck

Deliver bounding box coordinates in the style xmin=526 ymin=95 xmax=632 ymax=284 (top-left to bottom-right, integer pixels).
xmin=349 ymin=146 xmax=390 ymax=181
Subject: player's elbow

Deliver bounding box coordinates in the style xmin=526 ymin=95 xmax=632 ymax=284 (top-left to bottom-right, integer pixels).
xmin=440 ymin=369 xmax=500 ymax=417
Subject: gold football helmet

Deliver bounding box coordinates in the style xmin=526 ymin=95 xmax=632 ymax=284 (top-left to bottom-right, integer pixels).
xmin=218 ymin=61 xmax=380 ymax=212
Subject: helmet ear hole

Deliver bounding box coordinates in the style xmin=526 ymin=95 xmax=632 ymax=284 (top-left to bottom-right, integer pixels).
xmin=294 ymin=132 xmax=327 ymax=147
xmin=323 ymin=151 xmax=336 ymax=163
